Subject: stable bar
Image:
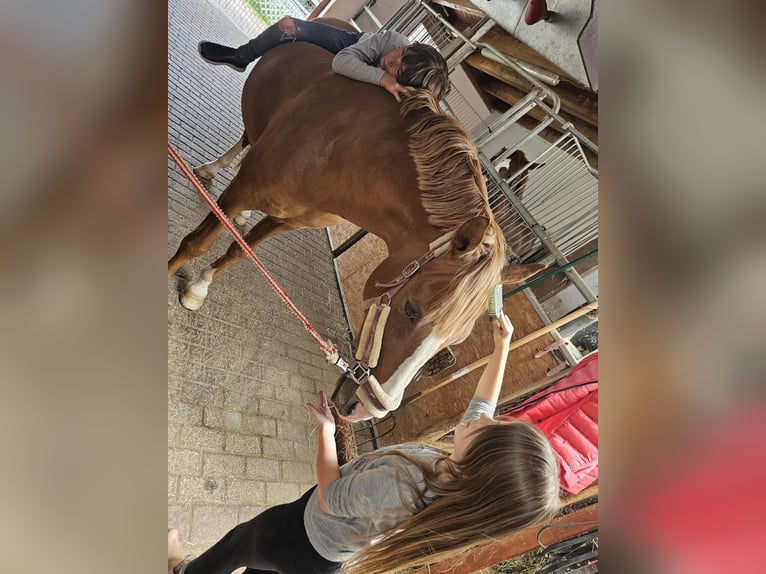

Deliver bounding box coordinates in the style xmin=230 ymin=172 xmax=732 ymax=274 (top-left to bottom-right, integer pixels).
xmin=331 ymin=228 xmax=368 ymax=258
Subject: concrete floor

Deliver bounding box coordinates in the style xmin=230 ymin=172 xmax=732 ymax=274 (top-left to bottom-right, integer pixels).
xmin=168 ymin=0 xmax=351 ymax=558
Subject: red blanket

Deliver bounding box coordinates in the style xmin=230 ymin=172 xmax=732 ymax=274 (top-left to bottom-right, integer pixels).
xmin=499 ymin=353 xmax=598 ymax=494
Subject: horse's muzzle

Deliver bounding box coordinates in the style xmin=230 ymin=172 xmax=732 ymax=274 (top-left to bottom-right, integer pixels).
xmin=331 ymin=372 xmax=361 ymax=418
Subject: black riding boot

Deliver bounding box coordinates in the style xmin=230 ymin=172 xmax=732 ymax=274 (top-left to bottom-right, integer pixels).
xmin=198 ymin=21 xmax=288 ymax=72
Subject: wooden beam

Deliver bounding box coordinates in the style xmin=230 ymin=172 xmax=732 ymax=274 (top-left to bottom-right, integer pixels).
xmin=468 ymin=79 xmax=598 ymax=168
xmin=481 ymin=77 xmax=599 ymax=147
xmin=465 ymin=53 xmax=598 ymax=127
xmin=431 ymin=0 xmax=485 ymax=19
xmin=417 ymin=503 xmax=598 ymax=574
xmin=479 ymin=27 xmax=586 ymax=88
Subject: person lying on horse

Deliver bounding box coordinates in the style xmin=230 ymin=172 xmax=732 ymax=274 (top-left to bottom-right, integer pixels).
xmin=198 ymin=16 xmax=450 ymax=102
xmin=168 ymin=311 xmax=560 ymax=574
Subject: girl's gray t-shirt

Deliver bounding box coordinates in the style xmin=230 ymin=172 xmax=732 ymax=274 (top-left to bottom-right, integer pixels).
xmin=303 ymin=396 xmax=495 ymax=562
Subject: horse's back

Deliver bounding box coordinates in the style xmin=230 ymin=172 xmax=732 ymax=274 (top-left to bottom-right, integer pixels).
xmin=242 ymin=43 xmax=406 ymax=152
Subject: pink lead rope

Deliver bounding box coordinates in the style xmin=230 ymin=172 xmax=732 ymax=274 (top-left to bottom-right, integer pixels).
xmin=168 ymin=141 xmax=343 ymax=366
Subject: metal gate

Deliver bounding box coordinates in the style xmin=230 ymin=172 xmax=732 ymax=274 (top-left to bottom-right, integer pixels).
xmin=348 ymin=0 xmax=599 ymax=364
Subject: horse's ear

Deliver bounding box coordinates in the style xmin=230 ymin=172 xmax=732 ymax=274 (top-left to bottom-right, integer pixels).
xmin=502 ymin=262 xmax=547 ymax=285
xmin=452 ymin=216 xmax=491 ymax=253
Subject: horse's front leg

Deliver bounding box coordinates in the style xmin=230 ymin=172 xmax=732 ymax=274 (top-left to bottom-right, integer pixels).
xmin=180 ymin=215 xmax=294 ymax=310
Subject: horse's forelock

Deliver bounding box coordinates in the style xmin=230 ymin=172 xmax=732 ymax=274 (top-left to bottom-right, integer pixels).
xmin=424 ymin=219 xmax=506 ymax=339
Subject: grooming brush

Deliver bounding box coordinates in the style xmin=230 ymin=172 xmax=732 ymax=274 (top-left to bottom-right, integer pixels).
xmin=487 ymin=284 xmax=504 ymax=319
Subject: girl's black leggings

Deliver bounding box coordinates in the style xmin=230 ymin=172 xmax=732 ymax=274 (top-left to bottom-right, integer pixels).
xmin=183 ymin=487 xmax=342 ymax=574
xmin=242 ymin=18 xmax=364 ymax=61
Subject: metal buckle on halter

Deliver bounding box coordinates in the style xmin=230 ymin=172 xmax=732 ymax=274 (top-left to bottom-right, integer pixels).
xmin=347 ymin=362 xmax=371 ymax=384
xmin=402 ymin=260 xmax=420 ymax=278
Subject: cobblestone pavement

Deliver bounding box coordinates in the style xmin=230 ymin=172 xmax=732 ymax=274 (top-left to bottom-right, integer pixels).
xmin=168 ymin=0 xmax=350 ymax=557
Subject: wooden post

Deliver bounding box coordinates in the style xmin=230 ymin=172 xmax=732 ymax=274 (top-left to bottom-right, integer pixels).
xmin=403 ymin=301 xmax=597 ymax=406
xmin=416 ymin=502 xmax=598 ymax=574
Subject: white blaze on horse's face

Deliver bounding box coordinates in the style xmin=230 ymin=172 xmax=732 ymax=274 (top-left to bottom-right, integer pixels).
xmin=381 ymin=331 xmax=445 ymax=401
xmin=342 ymin=332 xmax=447 ymax=422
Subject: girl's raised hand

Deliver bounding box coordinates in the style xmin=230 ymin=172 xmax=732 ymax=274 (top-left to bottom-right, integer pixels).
xmin=493 ymin=311 xmax=514 ymax=350
xmin=306 ymin=390 xmax=336 ymax=433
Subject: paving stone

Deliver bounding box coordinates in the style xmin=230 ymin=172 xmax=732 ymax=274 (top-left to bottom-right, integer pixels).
xmin=168 ymin=0 xmax=349 ymax=552
xmin=182 ymin=381 xmax=224 ymax=408
xmin=203 ymin=452 xmax=246 ymax=477
xmin=189 ymin=505 xmax=239 ymax=544
xmin=169 ymin=400 xmax=204 ymax=425
xmin=265 ymin=482 xmax=301 ymax=506
xmin=242 ymin=414 xmax=277 ymax=437
xmin=203 ymin=407 xmax=243 ymax=431
xmin=168 ymin=448 xmax=203 ymax=475
xmin=174 ymin=425 xmax=225 ymax=451
xmin=277 ymin=420 xmax=310 ymax=442
xmin=262 ymin=437 xmax=295 ymax=460
xmin=224 ymin=433 xmax=262 ymax=456
xmin=281 ymin=460 xmax=315 ymax=484
xmin=225 ymin=478 xmax=266 ymax=505
xmin=178 ymin=476 xmax=226 ymax=504
xmin=245 ymin=457 xmax=282 ymax=481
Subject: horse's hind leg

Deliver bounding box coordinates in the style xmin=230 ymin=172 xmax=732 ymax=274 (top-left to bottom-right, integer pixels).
xmin=168 ymin=211 xmax=224 ymax=280
xmin=179 ymin=215 xmax=294 ymax=310
xmin=193 ymin=136 xmax=248 ymax=182
xmin=194 ymin=136 xmax=254 ymax=225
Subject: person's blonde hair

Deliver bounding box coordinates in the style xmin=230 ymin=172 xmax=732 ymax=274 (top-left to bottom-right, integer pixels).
xmin=342 ymin=420 xmax=560 ymax=574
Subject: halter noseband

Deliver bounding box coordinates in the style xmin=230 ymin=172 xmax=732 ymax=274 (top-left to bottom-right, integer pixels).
xmin=339 ymin=231 xmax=455 ymax=418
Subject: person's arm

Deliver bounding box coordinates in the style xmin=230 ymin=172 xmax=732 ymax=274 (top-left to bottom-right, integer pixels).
xmin=306 ymin=390 xmax=340 ymax=512
xmin=332 ymin=31 xmax=411 ymax=100
xmin=473 ymin=311 xmax=513 ymax=404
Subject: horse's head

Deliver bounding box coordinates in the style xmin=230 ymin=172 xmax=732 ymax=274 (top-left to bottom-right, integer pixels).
xmin=331 ymin=216 xmax=544 ymax=421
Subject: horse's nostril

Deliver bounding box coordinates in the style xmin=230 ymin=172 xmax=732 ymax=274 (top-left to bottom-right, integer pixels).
xmin=341 ymin=400 xmax=358 ymax=418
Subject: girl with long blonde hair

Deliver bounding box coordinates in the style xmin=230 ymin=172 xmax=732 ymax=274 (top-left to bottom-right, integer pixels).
xmin=169 ymin=312 xmax=560 ymax=574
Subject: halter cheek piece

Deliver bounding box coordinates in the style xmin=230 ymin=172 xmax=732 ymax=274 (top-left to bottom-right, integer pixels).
xmin=337 ymin=231 xmax=455 ymax=418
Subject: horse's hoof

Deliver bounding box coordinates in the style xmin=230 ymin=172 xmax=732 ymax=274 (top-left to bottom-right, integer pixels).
xmin=193 ymin=165 xmax=216 ymax=182
xmin=180 ymin=289 xmax=206 ymax=311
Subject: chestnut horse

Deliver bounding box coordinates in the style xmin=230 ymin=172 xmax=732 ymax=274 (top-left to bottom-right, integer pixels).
xmin=168 ymin=25 xmax=542 ymax=421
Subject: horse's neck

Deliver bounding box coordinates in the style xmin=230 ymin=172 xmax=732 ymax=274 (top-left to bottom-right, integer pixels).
xmin=341 ymin=202 xmax=439 ymax=255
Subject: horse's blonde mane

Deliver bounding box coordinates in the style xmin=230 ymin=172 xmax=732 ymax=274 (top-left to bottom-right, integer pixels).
xmin=401 ymin=91 xmax=489 ymax=229
xmin=401 ymin=91 xmax=506 ymax=336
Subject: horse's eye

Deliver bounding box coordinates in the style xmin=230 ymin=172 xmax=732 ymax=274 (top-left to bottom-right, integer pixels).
xmin=404 ymin=300 xmax=420 ymax=321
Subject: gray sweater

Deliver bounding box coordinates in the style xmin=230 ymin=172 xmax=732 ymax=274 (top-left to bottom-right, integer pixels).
xmin=331 ymin=30 xmax=411 ymax=88
xmin=303 ymin=396 xmax=495 ymax=562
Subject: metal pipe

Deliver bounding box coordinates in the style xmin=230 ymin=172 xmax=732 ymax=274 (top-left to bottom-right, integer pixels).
xmin=480 ymin=47 xmax=560 ymax=86
xmin=331 ymin=228 xmax=368 ymax=258
xmin=326 ymin=228 xmax=355 ymax=339
xmin=362 ymin=5 xmax=383 ymax=29
xmin=479 ymin=150 xmax=597 ymax=303
xmin=475 ymin=89 xmax=545 ymax=148
xmin=504 ymin=249 xmax=598 ymax=296
xmin=380 ymin=0 xmax=416 ymax=30
xmin=524 ymin=289 xmax=581 ymax=366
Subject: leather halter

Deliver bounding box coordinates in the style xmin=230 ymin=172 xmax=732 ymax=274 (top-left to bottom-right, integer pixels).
xmin=343 ymin=231 xmax=455 ymax=418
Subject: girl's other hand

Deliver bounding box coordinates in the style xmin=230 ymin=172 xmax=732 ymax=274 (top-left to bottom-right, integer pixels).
xmin=380 ymin=73 xmax=415 ymax=102
xmin=307 ymin=390 xmax=336 ymax=433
